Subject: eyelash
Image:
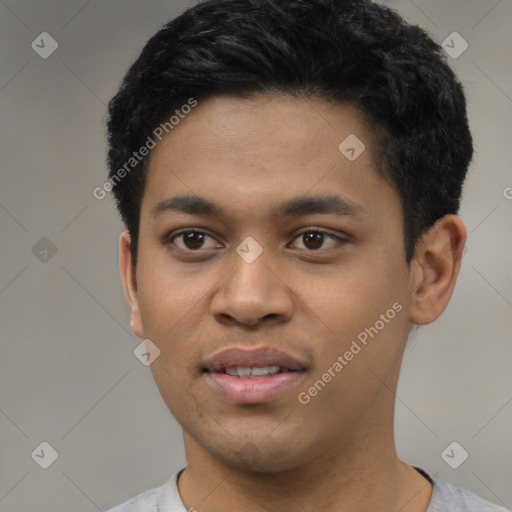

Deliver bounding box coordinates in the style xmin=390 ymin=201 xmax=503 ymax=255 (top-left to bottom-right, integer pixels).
xmin=166 ymin=228 xmax=347 ymax=253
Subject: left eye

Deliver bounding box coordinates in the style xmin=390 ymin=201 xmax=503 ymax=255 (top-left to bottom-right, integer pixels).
xmin=290 ymin=230 xmax=343 ymax=251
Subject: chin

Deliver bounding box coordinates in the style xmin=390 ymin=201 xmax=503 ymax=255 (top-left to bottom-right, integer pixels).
xmin=206 ymin=437 xmax=310 ymax=474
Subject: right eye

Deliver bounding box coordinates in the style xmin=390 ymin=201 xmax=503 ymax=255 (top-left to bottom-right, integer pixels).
xmin=167 ymin=230 xmax=223 ymax=252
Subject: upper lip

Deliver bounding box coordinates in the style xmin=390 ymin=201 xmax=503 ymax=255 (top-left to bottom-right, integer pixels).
xmin=203 ymin=346 xmax=307 ymax=372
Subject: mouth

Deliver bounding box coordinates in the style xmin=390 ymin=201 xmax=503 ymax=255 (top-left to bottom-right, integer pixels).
xmin=223 ymin=365 xmax=298 ymax=378
xmin=203 ymin=346 xmax=308 ymax=404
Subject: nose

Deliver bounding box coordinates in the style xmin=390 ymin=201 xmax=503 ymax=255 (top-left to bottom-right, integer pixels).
xmin=210 ymin=246 xmax=295 ymax=328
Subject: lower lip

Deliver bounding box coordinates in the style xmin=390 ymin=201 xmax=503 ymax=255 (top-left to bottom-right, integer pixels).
xmin=206 ymin=371 xmax=306 ymax=404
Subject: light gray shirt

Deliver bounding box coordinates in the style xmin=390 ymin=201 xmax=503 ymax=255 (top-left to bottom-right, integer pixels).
xmin=105 ymin=469 xmax=509 ymax=512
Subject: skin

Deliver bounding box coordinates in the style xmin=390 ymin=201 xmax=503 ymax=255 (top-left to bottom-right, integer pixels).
xmin=119 ymin=93 xmax=466 ymax=512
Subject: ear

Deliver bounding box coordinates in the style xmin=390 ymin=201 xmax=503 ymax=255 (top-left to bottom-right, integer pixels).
xmin=119 ymin=231 xmax=145 ymax=338
xmin=408 ymin=215 xmax=466 ymax=325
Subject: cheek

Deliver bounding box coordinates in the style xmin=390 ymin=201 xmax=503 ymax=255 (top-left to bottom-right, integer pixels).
xmin=299 ymin=251 xmax=409 ymax=365
xmin=135 ymin=253 xmax=211 ymax=371
xmin=136 ymin=247 xmax=199 ymax=331
xmin=306 ymin=258 xmax=401 ymax=325
xmin=294 ymin=262 xmax=408 ymax=424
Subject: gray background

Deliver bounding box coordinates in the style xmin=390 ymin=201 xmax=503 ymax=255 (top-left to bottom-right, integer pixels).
xmin=0 ymin=0 xmax=511 ymax=510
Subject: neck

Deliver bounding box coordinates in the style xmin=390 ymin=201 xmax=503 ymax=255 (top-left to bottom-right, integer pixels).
xmin=178 ymin=423 xmax=432 ymax=512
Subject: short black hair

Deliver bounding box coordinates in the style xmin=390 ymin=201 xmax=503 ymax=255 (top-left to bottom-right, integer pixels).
xmin=106 ymin=0 xmax=473 ymax=265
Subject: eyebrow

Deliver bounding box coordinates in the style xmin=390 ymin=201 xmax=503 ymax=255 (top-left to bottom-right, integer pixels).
xmin=151 ymin=193 xmax=366 ymax=220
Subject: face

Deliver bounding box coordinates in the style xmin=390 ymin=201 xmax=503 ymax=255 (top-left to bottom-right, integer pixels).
xmin=122 ymin=94 xmax=422 ymax=472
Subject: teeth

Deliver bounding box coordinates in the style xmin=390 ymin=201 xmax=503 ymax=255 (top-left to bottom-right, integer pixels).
xmin=250 ymin=366 xmax=280 ymax=377
xmin=224 ymin=366 xmax=282 ymax=378
xmin=236 ymin=367 xmax=252 ymax=378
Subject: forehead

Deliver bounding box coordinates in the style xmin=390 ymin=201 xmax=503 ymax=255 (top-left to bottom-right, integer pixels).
xmin=141 ymin=94 xmax=397 ymax=221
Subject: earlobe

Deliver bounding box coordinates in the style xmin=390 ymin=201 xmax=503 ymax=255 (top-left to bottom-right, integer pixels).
xmin=119 ymin=231 xmax=145 ymax=338
xmin=408 ymin=215 xmax=466 ymax=325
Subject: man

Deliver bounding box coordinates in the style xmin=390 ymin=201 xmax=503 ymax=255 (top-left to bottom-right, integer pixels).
xmin=104 ymin=0 xmax=506 ymax=510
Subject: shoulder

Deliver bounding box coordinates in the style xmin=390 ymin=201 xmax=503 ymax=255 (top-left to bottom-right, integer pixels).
xmin=104 ymin=485 xmax=162 ymax=512
xmin=102 ymin=469 xmax=187 ymax=512
xmin=429 ymin=479 xmax=509 ymax=512
xmin=104 ymin=470 xmax=185 ymax=512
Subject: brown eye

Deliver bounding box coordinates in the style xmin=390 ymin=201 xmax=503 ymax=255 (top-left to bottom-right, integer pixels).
xmin=302 ymin=231 xmax=324 ymax=250
xmin=291 ymin=230 xmax=343 ymax=251
xmin=171 ymin=230 xmax=220 ymax=251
